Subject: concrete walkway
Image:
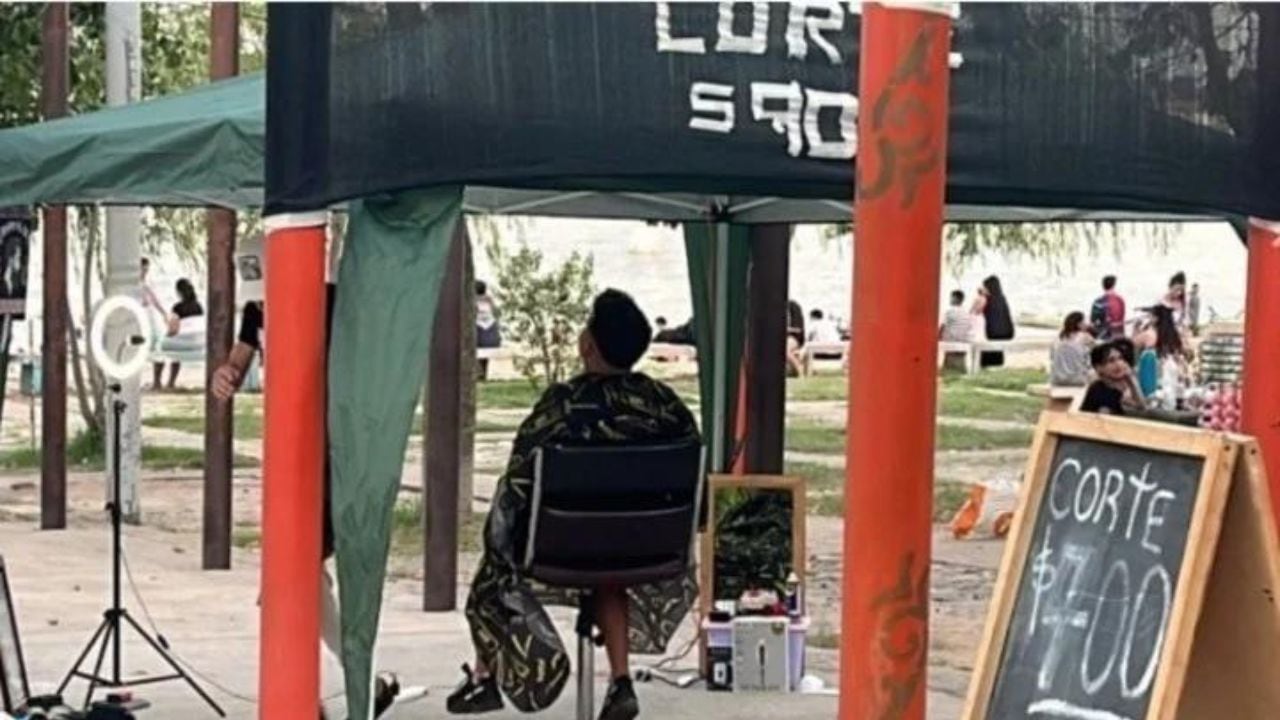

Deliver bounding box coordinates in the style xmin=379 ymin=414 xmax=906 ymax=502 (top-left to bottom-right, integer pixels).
xmin=0 ymin=520 xmax=979 ymax=719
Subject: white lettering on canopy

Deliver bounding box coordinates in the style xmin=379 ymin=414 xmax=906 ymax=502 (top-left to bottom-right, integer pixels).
xmin=716 ymin=2 xmax=770 ymax=54
xmin=655 ymin=2 xmax=706 ymax=54
xmin=689 ymin=82 xmax=735 ymax=133
xmin=786 ymin=0 xmax=845 ymax=64
xmin=655 ymin=2 xmax=963 ymax=160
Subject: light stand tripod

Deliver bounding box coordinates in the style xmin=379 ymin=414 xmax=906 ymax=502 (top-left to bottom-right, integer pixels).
xmin=56 ymin=383 xmax=225 ymax=716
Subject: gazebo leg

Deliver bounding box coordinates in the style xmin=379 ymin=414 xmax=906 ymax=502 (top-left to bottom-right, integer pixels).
xmin=259 ymin=214 xmax=328 ymax=720
xmin=841 ymin=4 xmax=954 ymax=720
xmin=1243 ymin=218 xmax=1280 ymax=524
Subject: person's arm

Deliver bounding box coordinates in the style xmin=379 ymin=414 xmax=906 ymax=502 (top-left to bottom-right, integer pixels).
xmin=211 ymin=342 xmax=255 ymax=401
xmin=212 ymin=302 xmax=263 ymax=401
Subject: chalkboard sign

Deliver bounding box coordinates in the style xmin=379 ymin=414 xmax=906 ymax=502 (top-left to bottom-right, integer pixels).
xmin=988 ymin=437 xmax=1203 ymax=719
xmin=963 ymin=413 xmax=1250 ymax=720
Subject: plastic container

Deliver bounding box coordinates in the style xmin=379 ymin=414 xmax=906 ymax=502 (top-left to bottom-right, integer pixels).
xmin=703 ymin=618 xmax=810 ymax=692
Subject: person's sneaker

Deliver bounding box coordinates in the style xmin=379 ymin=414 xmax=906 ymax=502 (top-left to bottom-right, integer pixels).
xmin=598 ymin=676 xmax=639 ymax=720
xmin=373 ymin=672 xmax=400 ymax=718
xmin=446 ymin=664 xmax=504 ymax=715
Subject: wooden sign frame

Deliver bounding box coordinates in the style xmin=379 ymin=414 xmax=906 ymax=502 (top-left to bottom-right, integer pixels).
xmin=698 ymin=474 xmax=807 ymax=620
xmin=961 ymin=412 xmax=1261 ymax=720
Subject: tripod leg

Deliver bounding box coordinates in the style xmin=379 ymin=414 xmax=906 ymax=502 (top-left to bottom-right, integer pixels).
xmin=121 ymin=612 xmax=227 ymax=717
xmin=57 ymin=617 xmax=110 ymax=697
xmin=84 ymin=620 xmax=115 ymax=709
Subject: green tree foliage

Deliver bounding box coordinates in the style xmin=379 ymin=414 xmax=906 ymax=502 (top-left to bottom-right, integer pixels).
xmin=479 ymin=218 xmax=596 ymax=388
xmin=0 ymin=3 xmax=267 ymax=436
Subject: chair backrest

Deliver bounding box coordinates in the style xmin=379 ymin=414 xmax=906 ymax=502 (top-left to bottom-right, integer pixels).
xmin=524 ymin=440 xmax=704 ymax=589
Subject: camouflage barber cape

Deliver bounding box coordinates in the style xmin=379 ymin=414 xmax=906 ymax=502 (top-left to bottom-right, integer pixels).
xmin=466 ymin=372 xmax=700 ymax=712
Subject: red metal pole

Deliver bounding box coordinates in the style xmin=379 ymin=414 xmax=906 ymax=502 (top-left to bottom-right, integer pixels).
xmin=258 ymin=217 xmax=326 ymax=720
xmin=842 ymin=4 xmax=952 ymax=720
xmin=1242 ymin=218 xmax=1280 ymax=522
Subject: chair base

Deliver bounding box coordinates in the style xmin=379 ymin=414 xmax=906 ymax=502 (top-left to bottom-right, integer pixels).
xmin=575 ymin=594 xmax=596 ymax=720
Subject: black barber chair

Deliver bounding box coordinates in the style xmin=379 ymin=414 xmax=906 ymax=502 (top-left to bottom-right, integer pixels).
xmin=523 ymin=440 xmax=703 ymax=720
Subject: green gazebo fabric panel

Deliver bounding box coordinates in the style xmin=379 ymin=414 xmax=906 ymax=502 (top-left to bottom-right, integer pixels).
xmin=683 ymin=222 xmax=750 ymax=470
xmin=328 ymin=187 xmax=463 ymax=720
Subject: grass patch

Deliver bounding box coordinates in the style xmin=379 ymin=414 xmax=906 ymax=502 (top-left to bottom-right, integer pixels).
xmin=786 ymin=423 xmax=846 ymax=454
xmin=145 ymin=410 xmax=263 ymax=440
xmin=476 ymin=420 xmax=522 ymax=435
xmin=232 ymin=526 xmax=261 ymax=550
xmin=805 ymin=479 xmax=972 ymax=521
xmin=944 ymin=367 xmax=1048 ymax=393
xmin=939 ymin=387 xmax=1042 ymax=423
xmin=936 ymin=425 xmax=1033 ymax=452
xmin=478 ymin=381 xmax=544 ymax=409
xmin=786 ymin=421 xmax=1033 ymax=456
xmin=0 ymin=437 xmax=258 ymax=472
xmin=786 ymin=374 xmax=847 ymax=403
xmin=389 ymin=497 xmax=485 ymax=556
xmin=147 ymin=410 xmax=439 ymax=439
xmin=143 ymin=445 xmax=259 ymax=470
xmin=784 ymin=461 xmax=844 ymax=492
xmin=786 ymin=368 xmax=1050 ymax=404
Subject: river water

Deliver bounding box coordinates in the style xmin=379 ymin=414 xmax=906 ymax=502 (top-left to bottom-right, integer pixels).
xmin=472 ymin=219 xmax=1247 ymax=331
xmin=17 ymin=219 xmax=1245 ymax=356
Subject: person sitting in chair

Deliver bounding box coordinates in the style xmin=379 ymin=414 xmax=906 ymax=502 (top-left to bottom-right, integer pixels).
xmin=448 ymin=289 xmax=700 ymax=720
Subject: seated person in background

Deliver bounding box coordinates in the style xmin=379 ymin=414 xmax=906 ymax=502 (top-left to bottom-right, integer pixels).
xmin=1050 ymin=311 xmax=1093 ymax=387
xmin=1080 ymin=342 xmax=1130 ymax=415
xmin=450 ymin=289 xmax=700 ymax=720
xmin=939 ymin=290 xmax=973 ymax=372
xmin=654 ymin=316 xmax=696 ymax=346
xmin=1080 ymin=341 xmax=1147 ymax=416
xmin=807 ymin=309 xmax=842 ymax=346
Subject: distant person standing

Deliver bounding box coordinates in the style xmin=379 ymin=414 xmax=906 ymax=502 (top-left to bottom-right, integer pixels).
xmin=153 ymin=278 xmax=203 ymax=390
xmin=476 ymin=281 xmax=502 ymax=381
xmin=786 ymin=299 xmax=805 ymax=377
xmin=974 ymin=275 xmax=1014 ymax=368
xmin=1187 ymin=282 xmax=1202 ymax=336
xmin=1090 ymin=274 xmax=1126 ymax=340
xmin=1163 ymin=271 xmax=1188 ymax=329
xmin=939 ymin=290 xmax=973 ymax=372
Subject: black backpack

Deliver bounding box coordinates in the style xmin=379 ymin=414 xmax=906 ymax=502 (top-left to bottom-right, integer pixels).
xmin=1090 ymin=295 xmax=1110 ymax=334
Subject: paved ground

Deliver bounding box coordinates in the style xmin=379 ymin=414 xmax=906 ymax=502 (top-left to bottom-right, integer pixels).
xmin=1 ymin=517 xmax=989 ymax=719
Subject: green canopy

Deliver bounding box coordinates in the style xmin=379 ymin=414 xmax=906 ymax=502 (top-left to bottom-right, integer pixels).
xmin=0 ymin=73 xmax=263 ymax=209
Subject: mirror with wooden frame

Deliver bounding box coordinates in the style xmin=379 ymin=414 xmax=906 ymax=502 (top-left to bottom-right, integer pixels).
xmin=698 ymin=475 xmax=807 ymax=617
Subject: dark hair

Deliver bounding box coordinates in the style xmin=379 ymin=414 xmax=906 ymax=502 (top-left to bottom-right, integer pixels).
xmin=587 ymin=289 xmax=652 ymax=370
xmin=1102 ymin=275 xmax=1116 ymax=291
xmin=809 ymin=309 xmax=824 ymax=320
xmin=950 ymin=290 xmax=964 ymax=305
xmin=1060 ymin=311 xmax=1085 ymax=340
xmin=1150 ymin=305 xmax=1184 ymax=358
xmin=982 ymin=275 xmax=1005 ymax=299
xmin=475 ymin=280 xmax=488 ymax=296
xmin=1090 ymin=342 xmax=1119 ymax=368
xmin=175 ymin=278 xmax=197 ymax=305
xmin=140 ymin=257 xmax=150 ymax=268
xmin=1169 ymin=271 xmax=1186 ymax=288
xmin=1111 ymin=337 xmax=1137 ymax=367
